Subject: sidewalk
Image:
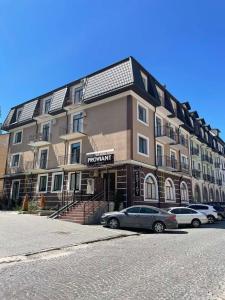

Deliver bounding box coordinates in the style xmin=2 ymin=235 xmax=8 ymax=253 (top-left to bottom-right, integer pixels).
xmin=0 ymin=212 xmax=137 ymax=259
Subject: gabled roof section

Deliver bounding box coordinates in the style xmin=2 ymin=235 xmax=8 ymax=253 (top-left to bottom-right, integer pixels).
xmin=164 ymin=92 xmax=175 ymax=115
xmin=3 ymin=109 xmax=15 ymax=128
xmin=19 ymin=100 xmax=38 ymax=122
xmin=83 ymin=58 xmax=133 ymax=102
xmin=49 ymin=87 xmax=68 ymax=113
xmin=190 ymin=111 xmax=199 ymax=119
xmin=182 ymin=102 xmax=191 ymax=110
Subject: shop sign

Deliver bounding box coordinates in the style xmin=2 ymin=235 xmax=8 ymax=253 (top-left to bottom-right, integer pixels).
xmin=87 ymin=153 xmax=114 ymax=166
xmin=135 ymin=170 xmax=140 ymax=196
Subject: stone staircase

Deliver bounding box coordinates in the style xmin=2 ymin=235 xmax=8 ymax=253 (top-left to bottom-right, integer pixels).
xmin=58 ymin=200 xmax=107 ymax=224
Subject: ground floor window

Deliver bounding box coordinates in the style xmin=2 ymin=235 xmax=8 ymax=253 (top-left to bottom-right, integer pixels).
xmin=180 ymin=181 xmax=189 ymax=202
xmin=194 ymin=184 xmax=201 ymax=202
xmin=209 ymin=188 xmax=214 ymax=201
xmin=38 ymin=174 xmax=48 ymax=192
xmin=216 ymin=190 xmax=220 ymax=201
xmin=52 ymin=172 xmax=63 ymax=192
xmin=165 ymin=178 xmax=176 ymax=202
xmin=69 ymin=172 xmax=81 ymax=191
xmin=144 ymin=174 xmax=158 ymax=201
xmin=203 ymin=187 xmax=208 ymax=201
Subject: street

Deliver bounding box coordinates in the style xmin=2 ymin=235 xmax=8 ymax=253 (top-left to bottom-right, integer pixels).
xmin=0 ymin=214 xmax=225 ymax=299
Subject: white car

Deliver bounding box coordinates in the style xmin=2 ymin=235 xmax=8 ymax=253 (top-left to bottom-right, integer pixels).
xmin=188 ymin=204 xmax=218 ymax=224
xmin=168 ymin=207 xmax=208 ymax=228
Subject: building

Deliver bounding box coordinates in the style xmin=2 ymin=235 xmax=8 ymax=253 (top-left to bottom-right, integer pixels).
xmin=2 ymin=57 xmax=225 ymax=214
xmin=0 ymin=133 xmax=9 ymax=205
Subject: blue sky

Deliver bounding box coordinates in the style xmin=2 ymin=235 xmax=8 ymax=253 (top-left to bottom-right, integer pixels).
xmin=1 ymin=0 xmax=225 ymax=138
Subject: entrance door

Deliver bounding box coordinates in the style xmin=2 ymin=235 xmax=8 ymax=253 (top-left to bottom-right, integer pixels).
xmin=11 ymin=180 xmax=20 ymax=201
xmin=103 ymin=172 xmax=116 ymax=201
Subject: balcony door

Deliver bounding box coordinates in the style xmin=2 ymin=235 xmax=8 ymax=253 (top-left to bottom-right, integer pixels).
xmin=72 ymin=113 xmax=83 ymax=133
xmin=42 ymin=123 xmax=50 ymax=141
xmin=156 ymin=144 xmax=163 ymax=166
xmin=39 ymin=148 xmax=48 ymax=169
xmin=70 ymin=142 xmax=81 ymax=164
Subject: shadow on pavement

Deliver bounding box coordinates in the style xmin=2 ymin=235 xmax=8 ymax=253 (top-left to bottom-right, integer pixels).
xmin=115 ymin=227 xmax=188 ymax=235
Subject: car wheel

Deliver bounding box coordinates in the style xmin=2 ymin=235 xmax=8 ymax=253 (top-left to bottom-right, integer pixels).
xmin=207 ymin=215 xmax=215 ymax=224
xmin=191 ymin=219 xmax=201 ymax=228
xmin=217 ymin=214 xmax=223 ymax=221
xmin=108 ymin=218 xmax=120 ymax=229
xmin=153 ymin=221 xmax=165 ymax=233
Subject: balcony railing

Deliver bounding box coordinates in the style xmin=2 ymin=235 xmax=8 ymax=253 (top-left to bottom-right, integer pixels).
xmin=201 ymin=155 xmax=212 ymax=163
xmin=203 ymin=174 xmax=211 ymax=182
xmin=58 ymin=153 xmax=86 ymax=166
xmin=191 ymin=147 xmax=200 ymax=156
xmin=180 ymin=162 xmax=190 ymax=173
xmin=192 ymin=169 xmax=201 ymax=179
xmin=177 ymin=134 xmax=188 ymax=148
xmin=59 ymin=124 xmax=86 ymax=140
xmin=28 ymin=132 xmax=51 ymax=146
xmin=215 ymin=162 xmax=221 ymax=168
xmin=216 ymin=178 xmax=222 ymax=186
xmin=156 ymin=155 xmax=178 ymax=170
xmin=155 ymin=125 xmax=176 ymax=142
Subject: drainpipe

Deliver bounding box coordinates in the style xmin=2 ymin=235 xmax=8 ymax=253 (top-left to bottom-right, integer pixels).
xmin=153 ymin=107 xmax=160 ymax=208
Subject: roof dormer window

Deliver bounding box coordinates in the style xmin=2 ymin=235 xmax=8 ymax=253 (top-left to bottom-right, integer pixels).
xmin=16 ymin=108 xmax=23 ymax=122
xmin=73 ymin=86 xmax=83 ymax=104
xmin=43 ymin=98 xmax=52 ymax=114
xmin=141 ymin=72 xmax=148 ymax=91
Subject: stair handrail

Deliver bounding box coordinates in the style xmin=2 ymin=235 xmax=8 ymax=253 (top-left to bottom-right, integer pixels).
xmin=83 ymin=191 xmax=105 ymax=224
xmin=48 ymin=190 xmax=88 ymax=219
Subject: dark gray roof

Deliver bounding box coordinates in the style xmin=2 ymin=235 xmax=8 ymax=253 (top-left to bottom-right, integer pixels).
xmin=49 ymin=87 xmax=67 ymax=112
xmin=83 ymin=59 xmax=133 ymax=102
xmin=3 ymin=108 xmax=15 ymax=127
xmin=19 ymin=100 xmax=38 ymax=122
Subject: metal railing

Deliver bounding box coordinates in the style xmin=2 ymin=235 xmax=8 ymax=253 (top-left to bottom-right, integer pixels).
xmin=192 ymin=169 xmax=201 ymax=179
xmin=58 ymin=153 xmax=86 ymax=166
xmin=191 ymin=147 xmax=200 ymax=156
xmin=155 ymin=125 xmax=176 ymax=141
xmin=28 ymin=132 xmax=51 ymax=143
xmin=83 ymin=191 xmax=105 ymax=225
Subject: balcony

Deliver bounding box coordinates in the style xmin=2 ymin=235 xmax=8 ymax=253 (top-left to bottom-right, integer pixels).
xmin=171 ymin=134 xmax=188 ymax=151
xmin=28 ymin=133 xmax=51 ymax=147
xmin=180 ymin=162 xmax=190 ymax=174
xmin=192 ymin=169 xmax=201 ymax=179
xmin=58 ymin=153 xmax=86 ymax=170
xmin=59 ymin=125 xmax=86 ymax=140
xmin=216 ymin=178 xmax=222 ymax=186
xmin=203 ymin=173 xmax=211 ymax=182
xmin=6 ymin=160 xmax=34 ymax=175
xmin=191 ymin=147 xmax=200 ymax=157
xmin=155 ymin=125 xmax=176 ymax=144
xmin=201 ymin=155 xmax=211 ymax=164
xmin=215 ymin=162 xmax=221 ymax=169
xmin=156 ymin=155 xmax=178 ymax=171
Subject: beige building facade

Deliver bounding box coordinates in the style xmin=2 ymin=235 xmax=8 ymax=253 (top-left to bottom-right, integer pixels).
xmin=2 ymin=57 xmax=225 ymax=211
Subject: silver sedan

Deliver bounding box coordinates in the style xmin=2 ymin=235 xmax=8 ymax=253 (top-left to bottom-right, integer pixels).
xmin=101 ymin=205 xmax=178 ymax=233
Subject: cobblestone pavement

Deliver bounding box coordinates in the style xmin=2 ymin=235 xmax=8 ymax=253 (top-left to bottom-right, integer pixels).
xmin=1 ymin=220 xmax=225 ymax=299
xmin=0 ymin=212 xmax=137 ymax=258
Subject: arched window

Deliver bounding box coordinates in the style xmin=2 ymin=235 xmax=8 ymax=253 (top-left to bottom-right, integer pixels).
xmin=180 ymin=181 xmax=189 ymax=202
xmin=203 ymin=187 xmax=208 ymax=201
xmin=194 ymin=184 xmax=201 ymax=203
xmin=209 ymin=188 xmax=214 ymax=202
xmin=165 ymin=178 xmax=176 ymax=202
xmin=216 ymin=190 xmax=220 ymax=202
xmin=144 ymin=174 xmax=158 ymax=201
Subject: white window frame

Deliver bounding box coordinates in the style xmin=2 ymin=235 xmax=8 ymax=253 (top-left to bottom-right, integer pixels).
xmin=13 ymin=130 xmax=23 ymax=145
xmin=137 ymin=133 xmax=149 ymax=157
xmin=41 ymin=121 xmax=51 ymax=135
xmin=170 ymin=149 xmax=177 ymax=161
xmin=10 ymin=153 xmax=21 ymax=168
xmin=137 ymin=102 xmax=149 ymax=126
xmin=156 ymin=142 xmax=164 ymax=166
xmin=141 ymin=71 xmax=148 ymax=91
xmin=42 ymin=97 xmax=52 ymax=115
xmin=72 ymin=84 xmax=83 ymax=104
xmin=10 ymin=179 xmax=21 ymax=199
xmin=51 ymin=172 xmax=64 ymax=193
xmin=68 ymin=171 xmax=81 ymax=192
xmin=144 ymin=173 xmax=159 ymax=202
xmin=165 ymin=178 xmax=176 ymax=202
xmin=71 ymin=112 xmax=84 ymax=133
xmin=16 ymin=108 xmax=23 ymax=122
xmin=37 ymin=147 xmax=49 ymax=169
xmin=180 ymin=181 xmax=189 ymax=203
xmin=68 ymin=140 xmax=82 ymax=165
xmin=155 ymin=115 xmax=163 ymax=134
xmin=37 ymin=174 xmax=48 ymax=193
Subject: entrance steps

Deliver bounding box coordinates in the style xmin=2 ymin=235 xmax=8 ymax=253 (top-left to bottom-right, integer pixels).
xmin=58 ymin=200 xmax=107 ymax=224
